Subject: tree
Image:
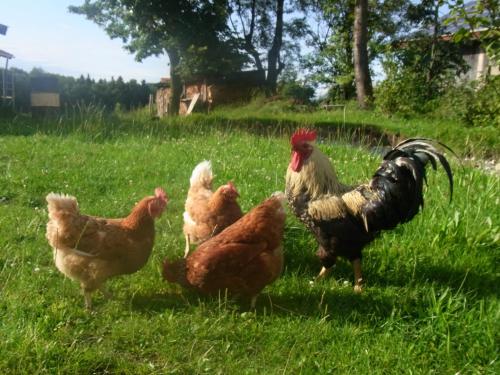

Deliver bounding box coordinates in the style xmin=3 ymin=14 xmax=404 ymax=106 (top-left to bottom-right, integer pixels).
xmin=70 ymin=0 xmax=246 ymax=115
xmin=375 ymin=0 xmax=468 ymax=115
xmin=353 ymin=0 xmax=373 ymax=108
xmin=229 ymin=0 xmax=308 ymax=94
xmin=303 ymin=0 xmax=408 ymax=102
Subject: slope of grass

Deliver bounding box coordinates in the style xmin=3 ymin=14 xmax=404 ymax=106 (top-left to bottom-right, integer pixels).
xmin=211 ymin=99 xmax=499 ymax=158
xmin=0 ymin=114 xmax=498 ymax=373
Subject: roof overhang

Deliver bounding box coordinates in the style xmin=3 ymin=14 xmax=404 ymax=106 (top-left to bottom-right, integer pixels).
xmin=0 ymin=49 xmax=14 ymax=59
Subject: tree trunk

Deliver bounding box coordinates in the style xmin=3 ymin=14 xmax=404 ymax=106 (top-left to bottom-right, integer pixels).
xmin=426 ymin=1 xmax=440 ymax=96
xmin=244 ymin=0 xmax=264 ymax=71
xmin=353 ymin=0 xmax=373 ymax=108
xmin=266 ymin=0 xmax=284 ymax=94
xmin=166 ymin=48 xmax=182 ymax=116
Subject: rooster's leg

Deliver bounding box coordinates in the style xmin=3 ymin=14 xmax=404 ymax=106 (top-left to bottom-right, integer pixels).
xmin=315 ymin=266 xmax=332 ymax=280
xmin=184 ymin=234 xmax=190 ymax=258
xmin=352 ymin=258 xmax=363 ymax=293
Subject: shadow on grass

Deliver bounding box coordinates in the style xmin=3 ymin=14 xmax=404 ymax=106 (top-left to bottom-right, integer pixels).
xmin=367 ymin=261 xmax=499 ymax=299
xmin=263 ymin=288 xmax=397 ymax=322
xmin=130 ymin=291 xmax=196 ymax=313
xmin=127 ymin=256 xmax=497 ymax=323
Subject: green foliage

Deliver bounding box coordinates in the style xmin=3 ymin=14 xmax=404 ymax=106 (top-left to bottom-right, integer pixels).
xmin=375 ymin=61 xmax=435 ymax=115
xmin=375 ymin=36 xmax=467 ymax=116
xmin=437 ymin=75 xmax=500 ymax=128
xmin=0 ymin=113 xmax=498 ymax=373
xmin=70 ymin=0 xmax=247 ymax=77
xmin=446 ymin=0 xmax=500 ymax=65
xmin=279 ymin=81 xmax=315 ymax=104
xmin=5 ymin=68 xmax=152 ymax=113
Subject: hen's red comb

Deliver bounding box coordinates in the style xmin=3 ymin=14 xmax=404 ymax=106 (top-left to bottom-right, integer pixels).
xmin=291 ymin=129 xmax=317 ymax=146
xmin=155 ymin=187 xmax=168 ymax=202
xmin=226 ymin=181 xmax=239 ymax=194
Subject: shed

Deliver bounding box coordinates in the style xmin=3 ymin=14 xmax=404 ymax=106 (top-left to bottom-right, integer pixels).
xmin=155 ymin=70 xmax=266 ymax=117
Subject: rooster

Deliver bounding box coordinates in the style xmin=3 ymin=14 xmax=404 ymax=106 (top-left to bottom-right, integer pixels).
xmin=285 ymin=129 xmax=454 ymax=291
xmin=164 ymin=193 xmax=286 ymax=308
xmin=183 ymin=160 xmax=243 ymax=257
xmin=46 ymin=188 xmax=168 ymax=309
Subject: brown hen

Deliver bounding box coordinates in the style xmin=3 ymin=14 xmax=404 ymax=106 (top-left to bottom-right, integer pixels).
xmin=46 ymin=188 xmax=168 ymax=309
xmin=183 ymin=160 xmax=243 ymax=257
xmin=165 ymin=193 xmax=286 ymax=308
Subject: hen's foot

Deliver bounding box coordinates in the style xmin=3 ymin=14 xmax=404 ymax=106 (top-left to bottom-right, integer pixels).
xmin=99 ymin=286 xmax=113 ymax=300
xmin=84 ymin=291 xmax=93 ymax=310
xmin=183 ymin=234 xmax=191 ymax=258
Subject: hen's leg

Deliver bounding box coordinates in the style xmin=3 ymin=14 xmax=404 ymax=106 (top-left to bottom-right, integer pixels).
xmin=99 ymin=285 xmax=113 ymax=300
xmin=352 ymin=258 xmax=363 ymax=293
xmin=250 ymin=295 xmax=258 ymax=309
xmin=83 ymin=289 xmax=93 ymax=310
xmin=184 ymin=234 xmax=191 ymax=258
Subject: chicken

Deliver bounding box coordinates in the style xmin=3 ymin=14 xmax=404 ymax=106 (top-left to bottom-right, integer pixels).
xmin=46 ymin=188 xmax=168 ymax=309
xmin=285 ymin=129 xmax=454 ymax=291
xmin=164 ymin=192 xmax=286 ymax=308
xmin=183 ymin=160 xmax=243 ymax=257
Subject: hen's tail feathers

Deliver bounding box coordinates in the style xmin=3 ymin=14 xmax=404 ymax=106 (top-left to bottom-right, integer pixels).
xmin=162 ymin=258 xmax=188 ymax=286
xmin=361 ymin=138 xmax=455 ymax=233
xmin=46 ymin=193 xmax=78 ymax=218
xmin=189 ymin=160 xmax=213 ymax=189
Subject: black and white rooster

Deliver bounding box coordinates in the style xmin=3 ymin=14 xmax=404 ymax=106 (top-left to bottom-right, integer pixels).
xmin=285 ymin=129 xmax=454 ymax=291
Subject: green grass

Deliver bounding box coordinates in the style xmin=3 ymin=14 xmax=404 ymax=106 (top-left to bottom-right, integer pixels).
xmin=0 ymin=111 xmax=498 ymax=373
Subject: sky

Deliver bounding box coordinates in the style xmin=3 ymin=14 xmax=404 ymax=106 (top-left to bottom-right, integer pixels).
xmin=0 ymin=0 xmax=168 ymax=82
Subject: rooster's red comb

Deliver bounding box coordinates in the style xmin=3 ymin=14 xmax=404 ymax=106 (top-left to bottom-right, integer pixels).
xmin=291 ymin=129 xmax=317 ymax=146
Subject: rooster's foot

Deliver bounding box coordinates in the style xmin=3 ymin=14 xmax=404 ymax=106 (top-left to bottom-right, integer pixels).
xmin=315 ymin=266 xmax=332 ymax=281
xmin=352 ymin=259 xmax=363 ymax=293
xmin=353 ymin=280 xmax=363 ymax=293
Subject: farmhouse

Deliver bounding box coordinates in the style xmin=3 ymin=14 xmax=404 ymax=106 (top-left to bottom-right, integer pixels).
xmin=155 ymin=70 xmax=266 ymax=117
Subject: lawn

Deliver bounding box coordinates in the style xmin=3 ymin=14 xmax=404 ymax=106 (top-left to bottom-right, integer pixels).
xmin=0 ymin=111 xmax=498 ymax=373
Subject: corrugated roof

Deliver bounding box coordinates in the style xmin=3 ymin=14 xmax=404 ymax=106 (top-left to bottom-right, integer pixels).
xmin=439 ymin=1 xmax=490 ymax=34
xmin=0 ymin=49 xmax=14 ymax=59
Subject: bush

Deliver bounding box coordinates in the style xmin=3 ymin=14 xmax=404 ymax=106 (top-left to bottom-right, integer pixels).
xmin=375 ymin=69 xmax=431 ymax=116
xmin=433 ymin=75 xmax=500 ymax=128
xmin=280 ymin=81 xmax=315 ymax=104
xmin=465 ymin=75 xmax=500 ymax=128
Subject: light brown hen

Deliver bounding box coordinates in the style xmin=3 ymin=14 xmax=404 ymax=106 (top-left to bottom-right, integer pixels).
xmin=46 ymin=188 xmax=168 ymax=309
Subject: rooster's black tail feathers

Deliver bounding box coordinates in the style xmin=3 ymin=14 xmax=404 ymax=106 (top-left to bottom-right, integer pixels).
xmin=384 ymin=138 xmax=455 ymax=201
xmin=360 ymin=138 xmax=455 ymax=233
